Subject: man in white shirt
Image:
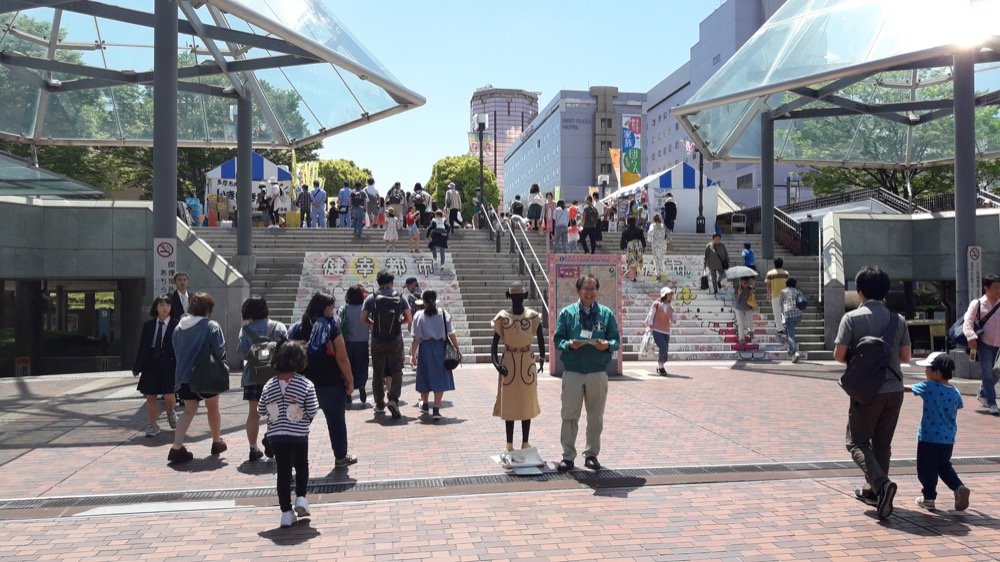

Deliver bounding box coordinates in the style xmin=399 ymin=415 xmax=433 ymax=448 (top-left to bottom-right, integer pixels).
xmin=365 ymin=178 xmax=379 ymax=227
xmin=445 ymin=182 xmax=463 ymax=230
xmin=552 ymin=200 xmax=569 ymax=253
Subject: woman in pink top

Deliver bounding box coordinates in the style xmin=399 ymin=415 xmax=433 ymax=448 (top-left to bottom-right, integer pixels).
xmin=963 ymin=274 xmax=1000 ymax=414
xmin=645 ymin=286 xmax=676 ymax=376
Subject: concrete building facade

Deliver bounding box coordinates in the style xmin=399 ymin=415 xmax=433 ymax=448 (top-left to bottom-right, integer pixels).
xmin=504 ymin=87 xmax=645 ymax=206
xmin=644 ymin=0 xmax=812 ymax=209
xmin=469 ymin=86 xmax=539 ymax=199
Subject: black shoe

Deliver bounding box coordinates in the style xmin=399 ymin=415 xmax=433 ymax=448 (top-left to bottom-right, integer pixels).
xmin=420 ymin=402 xmax=430 ymax=415
xmin=334 ymin=454 xmax=358 ymax=469
xmin=656 ymin=367 xmax=667 ymax=376
xmin=877 ymin=481 xmax=897 ymax=519
xmin=359 ymin=388 xmax=367 ymax=405
xmin=854 ymin=488 xmax=877 ymax=506
xmin=262 ymin=436 xmax=274 ymax=459
xmin=584 ymin=456 xmax=602 ymax=470
xmin=557 ymin=459 xmax=574 ymax=472
xmin=167 ymin=446 xmax=193 ymax=464
xmin=248 ymin=448 xmax=264 ymax=462
xmin=210 ymin=440 xmax=227 ymax=456
xmin=387 ymin=401 xmax=401 ymax=419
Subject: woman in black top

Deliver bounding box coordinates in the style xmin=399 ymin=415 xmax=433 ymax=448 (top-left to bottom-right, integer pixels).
xmin=132 ymin=295 xmax=178 ymax=436
xmin=619 ymin=217 xmax=647 ymax=282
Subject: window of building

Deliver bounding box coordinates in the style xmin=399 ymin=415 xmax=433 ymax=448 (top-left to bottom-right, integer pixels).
xmin=674 ymin=123 xmax=679 ymax=131
xmin=600 ymin=117 xmax=613 ymax=129
xmin=736 ymin=173 xmax=754 ymax=190
xmin=712 ymin=54 xmax=721 ymax=65
xmin=713 ymin=162 xmax=721 ymax=169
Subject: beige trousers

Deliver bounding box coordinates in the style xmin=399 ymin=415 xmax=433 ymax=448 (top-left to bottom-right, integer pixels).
xmin=560 ymin=370 xmax=609 ymax=461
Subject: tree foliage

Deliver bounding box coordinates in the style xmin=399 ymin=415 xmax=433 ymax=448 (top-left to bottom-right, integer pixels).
xmin=426 ymin=155 xmax=499 ymax=218
xmin=317 ymin=159 xmax=372 ymax=195
xmin=787 ymin=69 xmax=1000 ymax=198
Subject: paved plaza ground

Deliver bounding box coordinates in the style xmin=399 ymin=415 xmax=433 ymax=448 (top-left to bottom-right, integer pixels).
xmin=1 ymin=360 xmax=999 ymax=560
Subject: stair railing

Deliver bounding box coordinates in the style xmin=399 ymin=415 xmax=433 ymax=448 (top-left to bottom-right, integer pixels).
xmin=496 ymin=208 xmax=551 ymax=325
xmin=482 ymin=202 xmax=503 ymax=253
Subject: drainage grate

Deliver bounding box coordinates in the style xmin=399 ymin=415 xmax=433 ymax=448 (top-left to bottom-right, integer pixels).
xmin=3 ymin=456 xmax=998 ymax=512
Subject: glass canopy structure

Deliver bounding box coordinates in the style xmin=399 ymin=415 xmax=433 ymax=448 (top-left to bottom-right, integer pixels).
xmin=0 ymin=0 xmax=425 ymax=148
xmin=0 ymin=150 xmax=103 ymax=197
xmin=672 ymin=0 xmax=1000 ymax=169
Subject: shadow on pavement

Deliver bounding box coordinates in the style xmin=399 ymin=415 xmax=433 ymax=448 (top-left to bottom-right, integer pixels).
xmin=258 ymin=518 xmax=321 ymax=545
xmin=236 ymin=459 xmax=277 ymax=475
xmin=573 ymin=469 xmax=648 ymax=497
xmin=167 ymin=456 xmax=229 ymax=473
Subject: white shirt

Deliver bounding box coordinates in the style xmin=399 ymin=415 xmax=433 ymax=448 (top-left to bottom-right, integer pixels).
xmin=178 ymin=291 xmax=189 ymax=311
xmin=365 ymin=185 xmax=379 ymax=200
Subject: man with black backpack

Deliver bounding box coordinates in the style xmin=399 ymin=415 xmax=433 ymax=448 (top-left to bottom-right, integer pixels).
xmin=834 ymin=266 xmax=912 ymax=520
xmin=361 ymin=270 xmax=413 ymax=419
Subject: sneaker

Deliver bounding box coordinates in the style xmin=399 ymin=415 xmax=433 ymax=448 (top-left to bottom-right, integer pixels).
xmin=248 ymin=448 xmax=264 ymax=462
xmin=991 ymin=405 xmax=1000 ymax=416
xmin=144 ymin=423 xmax=161 ymax=437
xmin=556 ymin=459 xmax=574 ymax=472
xmin=334 ymin=454 xmax=358 ymax=469
xmin=915 ymin=496 xmax=935 ymax=510
xmin=791 ymin=353 xmax=801 ymax=364
xmin=373 ymin=404 xmax=386 ymax=415
xmin=294 ymin=496 xmax=311 ymax=517
xmin=656 ymin=367 xmax=667 ymax=376
xmin=977 ymin=395 xmax=989 ymax=408
xmin=955 ymin=485 xmax=971 ymax=511
xmin=387 ymin=401 xmax=401 ymax=419
xmin=262 ymin=436 xmax=274 ymax=459
xmin=210 ymin=440 xmax=227 ymax=455
xmin=854 ymin=488 xmax=878 ymax=506
xmin=280 ymin=510 xmax=297 ymax=528
xmin=877 ymin=481 xmax=897 ymax=520
xmin=420 ymin=402 xmax=430 ymax=415
xmin=167 ymin=446 xmax=193 ymax=464
xmin=584 ymin=456 xmax=602 ymax=470
xmin=432 ymin=408 xmax=441 ymax=421
xmin=166 ymin=410 xmax=177 ymax=430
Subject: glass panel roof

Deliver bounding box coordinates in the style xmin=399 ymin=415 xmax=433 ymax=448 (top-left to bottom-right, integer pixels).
xmin=673 ymin=0 xmax=1000 ymax=168
xmin=0 ymin=151 xmax=104 ymax=198
xmin=0 ymin=0 xmax=424 ymax=148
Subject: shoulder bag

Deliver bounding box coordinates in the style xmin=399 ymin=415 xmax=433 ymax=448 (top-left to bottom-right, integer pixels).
xmin=442 ymin=310 xmax=461 ymax=370
xmin=190 ymin=332 xmax=230 ymax=395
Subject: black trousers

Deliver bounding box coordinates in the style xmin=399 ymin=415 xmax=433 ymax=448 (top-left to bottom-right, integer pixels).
xmin=579 ymin=227 xmax=598 ymax=254
xmin=845 ymin=391 xmax=903 ymax=492
xmin=272 ymin=439 xmax=309 ymax=512
xmin=916 ymin=441 xmax=963 ymax=500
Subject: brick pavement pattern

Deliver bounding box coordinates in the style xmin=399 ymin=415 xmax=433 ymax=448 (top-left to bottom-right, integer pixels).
xmin=1 ymin=361 xmax=999 ymax=559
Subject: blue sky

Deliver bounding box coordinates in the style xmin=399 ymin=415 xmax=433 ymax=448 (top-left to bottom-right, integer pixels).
xmin=317 ymin=1 xmax=720 ymax=185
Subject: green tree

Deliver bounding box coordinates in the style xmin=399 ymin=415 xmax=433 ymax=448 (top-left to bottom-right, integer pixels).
xmin=317 ymin=159 xmax=372 ymax=195
xmin=427 ymin=155 xmax=499 ymax=219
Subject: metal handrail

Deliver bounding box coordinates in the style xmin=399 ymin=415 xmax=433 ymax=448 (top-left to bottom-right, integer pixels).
xmin=510 ymin=217 xmax=551 ymax=290
xmin=488 ymin=203 xmax=551 ymax=320
xmin=482 ymin=202 xmax=503 ymax=252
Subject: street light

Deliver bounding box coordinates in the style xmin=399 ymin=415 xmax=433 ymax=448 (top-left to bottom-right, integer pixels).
xmin=695 ymin=148 xmax=706 ymax=233
xmin=475 ymin=113 xmax=489 ymax=236
xmin=597 ymin=174 xmax=609 ymax=199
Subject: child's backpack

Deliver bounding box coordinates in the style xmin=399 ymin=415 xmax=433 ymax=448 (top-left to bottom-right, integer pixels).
xmin=839 ymin=307 xmax=900 ymax=403
xmin=350 ymin=190 xmax=366 ymax=208
xmin=242 ymin=321 xmax=278 ymax=385
xmin=371 ymin=292 xmax=403 ymax=340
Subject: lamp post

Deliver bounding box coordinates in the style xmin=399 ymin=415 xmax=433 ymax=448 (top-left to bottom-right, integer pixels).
xmin=695 ymin=148 xmax=706 ymax=233
xmin=597 ymin=174 xmax=609 ymax=199
xmin=475 ymin=113 xmax=489 ymax=238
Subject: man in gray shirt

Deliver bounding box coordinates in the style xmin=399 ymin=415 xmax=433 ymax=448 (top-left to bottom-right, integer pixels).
xmin=834 ymin=266 xmax=912 ymax=520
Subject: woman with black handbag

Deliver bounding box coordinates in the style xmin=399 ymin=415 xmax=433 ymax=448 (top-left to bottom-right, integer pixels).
xmin=132 ymin=295 xmax=178 ymax=437
xmin=410 ymin=290 xmax=461 ymax=421
xmin=168 ymin=292 xmax=227 ymax=464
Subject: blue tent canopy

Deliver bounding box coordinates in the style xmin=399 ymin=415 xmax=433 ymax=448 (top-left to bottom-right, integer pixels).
xmin=206 ymin=151 xmax=292 ymax=182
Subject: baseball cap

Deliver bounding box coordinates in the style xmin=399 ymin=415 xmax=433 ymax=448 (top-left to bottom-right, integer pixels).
xmin=915 ymin=352 xmax=955 ymax=376
xmin=659 ymin=286 xmax=674 ymax=299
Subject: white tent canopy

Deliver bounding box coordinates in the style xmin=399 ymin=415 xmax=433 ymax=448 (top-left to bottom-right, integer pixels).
xmin=603 ymin=162 xmax=719 ymax=233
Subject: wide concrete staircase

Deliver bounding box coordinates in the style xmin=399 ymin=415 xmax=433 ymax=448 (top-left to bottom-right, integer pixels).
xmin=194 ymin=227 xmax=544 ymax=364
xmin=506 ymin=229 xmax=829 ymax=361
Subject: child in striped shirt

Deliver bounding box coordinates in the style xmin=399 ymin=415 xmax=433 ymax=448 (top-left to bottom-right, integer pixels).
xmin=258 ymin=341 xmax=319 ymax=528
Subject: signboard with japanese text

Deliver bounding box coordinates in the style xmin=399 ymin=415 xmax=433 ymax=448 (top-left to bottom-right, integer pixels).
xmin=621 ymin=115 xmax=642 ymax=186
xmin=548 ymin=253 xmax=623 ymax=376
xmin=153 ymin=237 xmax=176 ymax=297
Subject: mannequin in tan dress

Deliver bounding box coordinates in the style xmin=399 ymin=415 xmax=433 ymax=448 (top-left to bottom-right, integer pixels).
xmin=491 ymin=283 xmax=546 ymax=451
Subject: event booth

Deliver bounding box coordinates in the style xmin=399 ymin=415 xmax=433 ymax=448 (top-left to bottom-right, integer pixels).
xmin=601 ymin=162 xmax=718 ymax=233
xmin=204 ymin=151 xmax=293 ymax=222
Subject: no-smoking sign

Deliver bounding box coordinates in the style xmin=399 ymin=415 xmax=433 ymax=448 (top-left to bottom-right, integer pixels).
xmin=156 ymin=241 xmax=174 ymax=258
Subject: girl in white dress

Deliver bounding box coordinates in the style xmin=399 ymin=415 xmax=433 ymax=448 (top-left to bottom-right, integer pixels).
xmin=383 ymin=208 xmax=399 ymax=252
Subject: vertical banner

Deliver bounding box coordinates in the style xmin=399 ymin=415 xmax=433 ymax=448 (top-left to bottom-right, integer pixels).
xmin=548 ymin=253 xmax=623 ymax=377
xmin=621 ymin=115 xmax=642 ymax=186
xmin=608 ymin=148 xmax=622 ymax=187
xmin=468 ymin=132 xmax=495 ymax=158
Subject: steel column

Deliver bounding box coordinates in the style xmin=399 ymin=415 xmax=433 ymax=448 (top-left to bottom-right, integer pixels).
xmin=152 ymin=0 xmax=178 ymax=243
xmin=954 ymin=49 xmax=977 ymax=308
xmin=236 ymin=93 xmax=253 ymax=257
xmin=760 ymin=113 xmax=775 ymax=260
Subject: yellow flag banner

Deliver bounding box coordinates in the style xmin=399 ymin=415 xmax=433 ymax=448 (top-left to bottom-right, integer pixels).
xmin=609 ymin=148 xmax=622 ymax=187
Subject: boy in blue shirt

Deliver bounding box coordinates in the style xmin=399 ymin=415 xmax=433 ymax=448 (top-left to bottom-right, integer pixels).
xmin=906 ymin=352 xmax=971 ymax=511
xmin=741 ymin=241 xmax=756 ymax=271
